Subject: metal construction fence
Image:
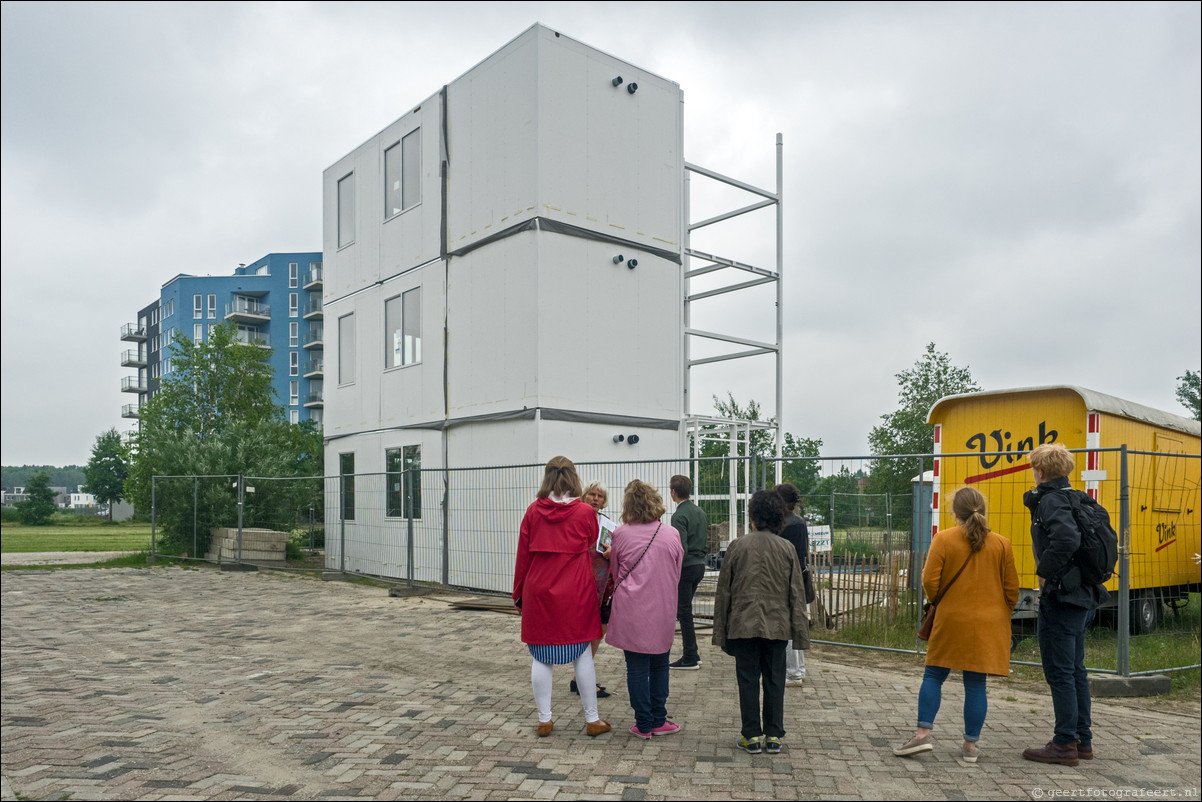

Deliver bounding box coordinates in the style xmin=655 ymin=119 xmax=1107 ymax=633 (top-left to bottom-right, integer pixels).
xmin=151 ymin=448 xmax=1200 ymax=679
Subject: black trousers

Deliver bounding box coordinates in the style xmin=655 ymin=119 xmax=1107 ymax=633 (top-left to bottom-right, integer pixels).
xmin=676 ymin=563 xmax=706 ymax=661
xmin=727 ymin=637 xmax=787 ymax=739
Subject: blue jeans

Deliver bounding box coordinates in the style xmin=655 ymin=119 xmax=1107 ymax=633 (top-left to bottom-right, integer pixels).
xmin=917 ymin=665 xmax=988 ymax=741
xmin=1037 ymin=595 xmax=1094 ymax=746
xmin=624 ymin=650 xmax=670 ymax=734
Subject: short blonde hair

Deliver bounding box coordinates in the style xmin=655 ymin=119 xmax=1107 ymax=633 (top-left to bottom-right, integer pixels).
xmin=582 ymin=480 xmax=609 ymax=508
xmin=1028 ymin=443 xmax=1075 ymax=480
xmin=537 ymin=456 xmax=583 ymax=499
xmin=621 ymin=480 xmax=666 ymax=524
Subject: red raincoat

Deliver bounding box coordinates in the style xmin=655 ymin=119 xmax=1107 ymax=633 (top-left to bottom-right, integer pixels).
xmin=513 ymin=497 xmax=603 ymax=645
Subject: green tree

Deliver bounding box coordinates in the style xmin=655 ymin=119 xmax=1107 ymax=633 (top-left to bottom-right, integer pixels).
xmin=83 ymin=428 xmax=129 ymax=521
xmin=1176 ymin=370 xmax=1200 ymax=421
xmin=690 ymin=394 xmax=823 ymax=523
xmin=126 ymin=322 xmax=323 ymax=554
xmin=867 ymin=343 xmax=979 ymax=496
xmin=16 ymin=470 xmax=57 ymax=526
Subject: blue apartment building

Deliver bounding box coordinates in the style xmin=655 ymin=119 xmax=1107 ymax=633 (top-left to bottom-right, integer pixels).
xmin=119 ymin=253 xmax=325 ymax=429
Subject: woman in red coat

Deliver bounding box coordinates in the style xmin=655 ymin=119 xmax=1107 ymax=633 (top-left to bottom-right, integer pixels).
xmin=513 ymin=456 xmax=611 ymax=738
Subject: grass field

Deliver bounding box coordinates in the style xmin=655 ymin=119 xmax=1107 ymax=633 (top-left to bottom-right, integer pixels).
xmin=1 ymin=522 xmax=153 ymax=553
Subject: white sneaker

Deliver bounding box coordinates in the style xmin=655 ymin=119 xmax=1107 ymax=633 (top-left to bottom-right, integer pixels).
xmin=785 ymin=675 xmax=804 ymax=687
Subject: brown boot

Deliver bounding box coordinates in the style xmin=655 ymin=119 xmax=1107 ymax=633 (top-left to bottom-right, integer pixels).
xmin=585 ymin=719 xmax=612 ymax=737
xmin=1023 ymin=741 xmax=1079 ymax=767
xmin=1077 ymin=741 xmax=1094 ymax=760
xmin=537 ymin=720 xmax=554 ymax=737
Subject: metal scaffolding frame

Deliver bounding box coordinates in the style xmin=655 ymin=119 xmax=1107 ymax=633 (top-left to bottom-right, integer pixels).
xmin=682 ymin=134 xmax=784 ymax=500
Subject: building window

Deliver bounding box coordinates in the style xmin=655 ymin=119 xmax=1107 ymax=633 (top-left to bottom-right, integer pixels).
xmin=337 ymin=173 xmax=355 ymax=248
xmin=194 ymin=323 xmax=203 ymax=342
xmin=290 ymin=351 xmax=299 ymax=376
xmin=402 ymin=128 xmax=420 ymax=210
xmin=290 ymin=321 xmax=299 ymax=348
xmin=289 ymin=262 xmax=298 ymax=288
xmin=289 ymin=292 xmax=298 ymax=318
xmin=289 ymin=409 xmax=299 ymax=424
xmin=340 ymin=453 xmax=355 ymax=521
xmin=338 ymin=313 xmax=355 ymax=385
xmin=384 ymin=287 xmax=422 ymax=368
xmin=386 ymin=445 xmax=422 ymax=519
xmin=207 ymin=294 xmax=216 ymax=318
xmin=208 ymin=323 xmax=216 ymax=337
xmin=289 ymin=381 xmax=299 ymax=406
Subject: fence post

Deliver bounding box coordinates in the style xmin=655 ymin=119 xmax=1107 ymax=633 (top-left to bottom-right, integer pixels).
xmin=1117 ymin=444 xmax=1131 ymax=677
xmin=192 ymin=477 xmax=198 ymax=559
xmin=406 ymin=467 xmax=415 ymax=588
xmin=150 ymin=476 xmax=157 ymax=558
xmin=236 ymin=474 xmax=245 ymax=564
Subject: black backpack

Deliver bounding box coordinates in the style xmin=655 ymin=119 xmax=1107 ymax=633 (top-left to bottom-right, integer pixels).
xmin=1061 ymin=489 xmax=1119 ymax=585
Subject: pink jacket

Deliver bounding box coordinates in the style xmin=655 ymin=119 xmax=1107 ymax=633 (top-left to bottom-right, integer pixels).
xmin=604 ymin=520 xmax=683 ymax=654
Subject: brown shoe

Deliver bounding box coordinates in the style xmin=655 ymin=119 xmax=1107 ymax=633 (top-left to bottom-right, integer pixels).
xmin=1023 ymin=741 xmax=1079 ymax=767
xmin=1077 ymin=742 xmax=1094 ymax=760
xmin=537 ymin=720 xmax=554 ymax=737
xmin=585 ymin=719 xmax=612 ymax=737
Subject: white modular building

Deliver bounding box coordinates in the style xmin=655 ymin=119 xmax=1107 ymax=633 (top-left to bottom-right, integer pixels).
xmin=321 ymin=25 xmax=693 ymax=585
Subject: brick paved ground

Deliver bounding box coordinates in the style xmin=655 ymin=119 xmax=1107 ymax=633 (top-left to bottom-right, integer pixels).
xmin=2 ymin=565 xmax=1199 ymax=801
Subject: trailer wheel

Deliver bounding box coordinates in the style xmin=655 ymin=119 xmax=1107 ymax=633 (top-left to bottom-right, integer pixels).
xmin=1131 ymin=592 xmax=1160 ymax=635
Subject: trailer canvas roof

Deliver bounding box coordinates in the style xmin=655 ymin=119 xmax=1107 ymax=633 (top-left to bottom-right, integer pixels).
xmin=928 ymin=386 xmax=1202 ymax=438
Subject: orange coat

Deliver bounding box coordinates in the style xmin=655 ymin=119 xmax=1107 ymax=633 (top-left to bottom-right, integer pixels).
xmin=922 ymin=526 xmax=1019 ymax=676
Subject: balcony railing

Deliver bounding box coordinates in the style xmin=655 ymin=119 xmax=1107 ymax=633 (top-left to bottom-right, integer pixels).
xmin=121 ymin=323 xmax=146 ymax=342
xmin=120 ymin=349 xmax=147 ymax=368
xmin=302 ymin=326 xmax=324 ymax=349
xmin=303 ymin=296 xmax=323 ymax=319
xmin=225 ymin=298 xmax=271 ymax=321
xmin=303 ymin=390 xmax=324 ymax=407
xmin=303 ymin=264 xmax=323 ymax=289
xmin=121 ymin=403 xmax=140 ymax=419
xmin=232 ymin=331 xmax=270 ymax=348
xmin=121 ymin=376 xmax=147 ymax=394
xmin=303 ymin=358 xmax=324 ymax=377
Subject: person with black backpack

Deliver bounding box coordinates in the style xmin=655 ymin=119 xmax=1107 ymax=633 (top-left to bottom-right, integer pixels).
xmin=1021 ymin=443 xmax=1112 ymax=767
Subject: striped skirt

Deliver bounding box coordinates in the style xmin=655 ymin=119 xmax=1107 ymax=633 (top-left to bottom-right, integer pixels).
xmin=528 ymin=642 xmax=590 ymax=665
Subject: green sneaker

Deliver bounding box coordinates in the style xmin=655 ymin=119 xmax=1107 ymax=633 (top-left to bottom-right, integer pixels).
xmin=765 ymin=737 xmax=782 ymax=754
xmin=738 ymin=735 xmax=764 ymax=754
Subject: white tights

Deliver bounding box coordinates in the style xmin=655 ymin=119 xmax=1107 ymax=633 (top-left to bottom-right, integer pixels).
xmin=532 ymin=649 xmax=599 ymax=724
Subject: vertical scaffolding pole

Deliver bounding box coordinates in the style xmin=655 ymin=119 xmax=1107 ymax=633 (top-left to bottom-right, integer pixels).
xmin=775 ymin=133 xmax=784 ymax=484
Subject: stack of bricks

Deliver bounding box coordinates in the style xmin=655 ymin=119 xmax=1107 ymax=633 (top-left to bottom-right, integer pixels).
xmin=205 ymin=527 xmax=289 ymax=567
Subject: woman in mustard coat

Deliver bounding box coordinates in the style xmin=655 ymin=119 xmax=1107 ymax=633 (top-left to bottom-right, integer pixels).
xmin=894 ymin=487 xmax=1019 ymax=763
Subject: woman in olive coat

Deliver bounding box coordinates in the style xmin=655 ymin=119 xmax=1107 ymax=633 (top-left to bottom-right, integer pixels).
xmin=894 ymin=487 xmax=1019 ymax=763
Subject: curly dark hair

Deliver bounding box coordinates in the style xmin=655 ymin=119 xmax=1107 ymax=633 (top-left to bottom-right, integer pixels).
xmin=748 ymin=489 xmax=786 ymax=534
xmin=774 ymin=483 xmax=801 ymax=511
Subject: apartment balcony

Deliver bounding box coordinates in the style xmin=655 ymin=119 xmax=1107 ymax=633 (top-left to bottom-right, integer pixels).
xmin=120 ymin=349 xmax=147 ymax=368
xmin=121 ymin=403 xmax=140 ymax=419
xmin=232 ymin=331 xmax=270 ymax=348
xmin=303 ymin=296 xmax=323 ymax=320
xmin=302 ymin=389 xmax=324 ymax=408
xmin=121 ymin=376 xmax=147 ymax=394
xmin=225 ymin=298 xmax=271 ymax=323
xmin=302 ymin=326 xmax=324 ymax=349
xmin=303 ymin=264 xmax=323 ymax=290
xmin=303 ymin=358 xmax=323 ymax=378
xmin=120 ymin=322 xmax=146 ymax=342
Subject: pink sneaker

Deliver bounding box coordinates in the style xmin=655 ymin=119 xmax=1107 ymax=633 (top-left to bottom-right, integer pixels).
xmin=650 ymin=721 xmax=681 ymax=736
xmin=629 ymin=724 xmax=652 ymax=740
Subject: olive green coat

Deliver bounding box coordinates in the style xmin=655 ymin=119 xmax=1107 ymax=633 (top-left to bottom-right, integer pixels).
xmin=712 ymin=530 xmax=810 ymax=649
xmin=923 ymin=526 xmax=1020 ymax=676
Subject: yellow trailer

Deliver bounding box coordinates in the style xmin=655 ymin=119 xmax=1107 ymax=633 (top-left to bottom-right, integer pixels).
xmin=927 ymin=386 xmax=1201 ymax=633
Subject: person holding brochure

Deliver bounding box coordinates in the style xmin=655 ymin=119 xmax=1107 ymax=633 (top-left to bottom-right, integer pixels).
xmin=513 ymin=457 xmax=611 ymax=738
xmin=572 ymin=480 xmax=616 ymax=699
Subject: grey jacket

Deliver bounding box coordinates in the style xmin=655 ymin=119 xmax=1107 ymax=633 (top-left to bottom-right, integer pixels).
xmin=712 ymin=529 xmax=810 ymax=649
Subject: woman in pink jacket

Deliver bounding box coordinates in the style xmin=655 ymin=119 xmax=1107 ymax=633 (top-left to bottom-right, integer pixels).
xmin=605 ymin=480 xmax=684 ymax=738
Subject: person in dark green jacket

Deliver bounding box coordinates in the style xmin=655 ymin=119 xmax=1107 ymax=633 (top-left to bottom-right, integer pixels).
xmin=669 ymin=475 xmax=709 ymax=669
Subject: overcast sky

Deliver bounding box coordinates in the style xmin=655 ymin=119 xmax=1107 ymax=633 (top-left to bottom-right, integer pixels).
xmin=2 ymin=1 xmax=1199 ymax=467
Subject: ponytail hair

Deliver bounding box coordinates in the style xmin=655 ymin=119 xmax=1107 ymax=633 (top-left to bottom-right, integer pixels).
xmin=952 ymin=487 xmax=988 ymax=552
xmin=537 ymin=456 xmax=583 ymax=500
